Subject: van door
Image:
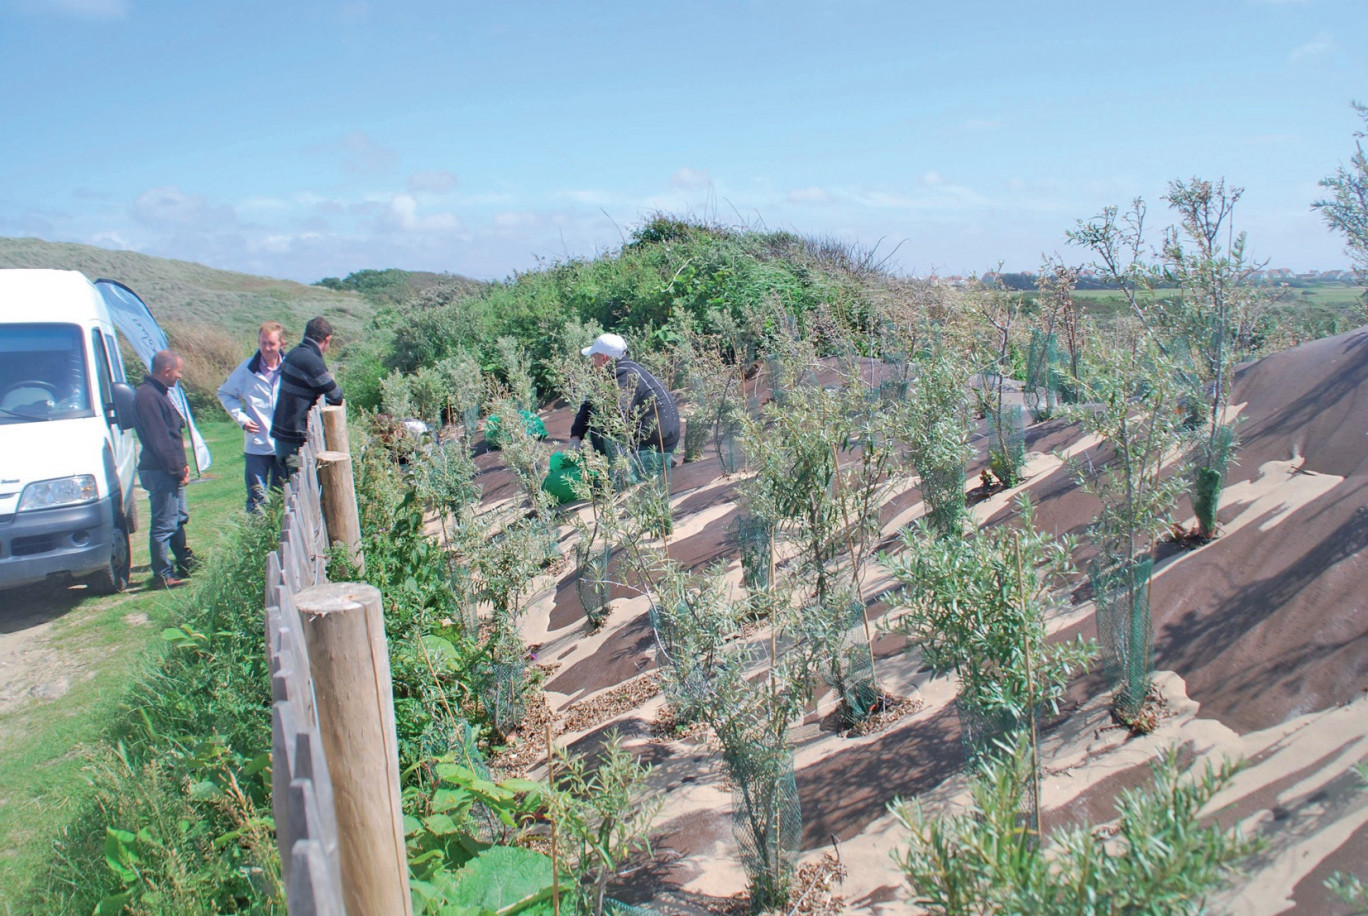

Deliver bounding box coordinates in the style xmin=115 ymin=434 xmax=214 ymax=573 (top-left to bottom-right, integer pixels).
xmin=91 ymin=328 xmax=137 ymax=524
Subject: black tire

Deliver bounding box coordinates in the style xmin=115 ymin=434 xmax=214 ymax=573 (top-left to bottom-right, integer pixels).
xmin=89 ymin=521 xmax=131 ymax=595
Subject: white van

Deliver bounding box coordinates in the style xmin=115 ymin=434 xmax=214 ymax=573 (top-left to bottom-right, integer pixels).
xmin=0 ymin=269 xmax=140 ymax=594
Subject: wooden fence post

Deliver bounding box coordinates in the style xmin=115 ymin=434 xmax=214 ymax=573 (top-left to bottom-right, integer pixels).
xmin=322 ymin=404 xmax=349 ymax=454
xmin=317 ymin=450 xmax=364 ymax=574
xmin=297 ymin=582 xmax=412 ymax=916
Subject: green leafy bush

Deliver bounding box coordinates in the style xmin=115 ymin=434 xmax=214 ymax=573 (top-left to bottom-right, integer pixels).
xmin=893 ymin=740 xmax=1259 ymax=915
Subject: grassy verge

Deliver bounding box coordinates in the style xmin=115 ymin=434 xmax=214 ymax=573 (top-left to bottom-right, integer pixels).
xmin=0 ymin=418 xmax=246 ymax=913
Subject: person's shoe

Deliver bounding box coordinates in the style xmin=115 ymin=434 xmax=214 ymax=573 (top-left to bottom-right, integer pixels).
xmin=153 ymin=575 xmax=187 ymax=590
xmin=175 ymin=551 xmax=200 ymax=577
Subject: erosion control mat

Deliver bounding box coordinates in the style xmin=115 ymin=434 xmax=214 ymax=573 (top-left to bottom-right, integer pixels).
xmin=467 ymin=338 xmax=1368 ymax=912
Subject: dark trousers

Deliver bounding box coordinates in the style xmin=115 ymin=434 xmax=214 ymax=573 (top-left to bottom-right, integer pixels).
xmin=244 ymin=452 xmax=284 ymax=513
xmin=139 ymin=468 xmax=189 ymax=581
xmin=274 ymin=437 xmax=304 ymax=478
xmin=587 ymin=433 xmax=674 ymax=487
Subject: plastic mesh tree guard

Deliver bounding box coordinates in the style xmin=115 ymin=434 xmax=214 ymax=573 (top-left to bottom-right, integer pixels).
xmin=630 ymin=449 xmax=673 ymax=536
xmin=1089 ymin=556 xmax=1155 ymax=718
xmin=575 ymin=542 xmax=613 ymax=625
xmin=724 ymin=745 xmax=801 ymax=910
xmin=683 ymin=414 xmax=709 ymax=462
xmin=1192 ymin=423 xmax=1237 ymax=537
xmin=717 ymin=421 xmax=745 ymax=473
xmin=919 ymin=465 xmax=968 ymax=538
xmin=1025 ymin=330 xmax=1063 ymax=420
xmin=734 ymin=514 xmax=773 ymax=590
xmin=988 ymin=404 xmax=1027 ymax=486
xmin=479 ymin=659 xmax=528 ymax=737
xmin=461 ymin=405 xmax=480 ymax=443
xmin=766 ymin=354 xmax=789 ymax=407
xmin=878 ymin=356 xmax=911 ymax=403
xmin=834 ymin=601 xmax=879 ymax=722
xmin=647 ymin=600 xmax=686 ymax=667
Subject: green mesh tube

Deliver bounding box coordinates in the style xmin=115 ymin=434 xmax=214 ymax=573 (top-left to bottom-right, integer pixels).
xmin=1089 ymin=557 xmax=1154 ymax=719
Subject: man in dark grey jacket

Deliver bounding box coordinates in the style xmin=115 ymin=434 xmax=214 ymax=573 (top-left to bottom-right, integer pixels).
xmin=133 ymin=350 xmax=194 ymax=588
xmin=270 ymin=317 xmax=344 ymax=475
xmin=569 ymin=333 xmax=679 ymax=476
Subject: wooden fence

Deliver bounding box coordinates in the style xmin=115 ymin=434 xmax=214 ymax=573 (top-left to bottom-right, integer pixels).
xmin=263 ymin=403 xmax=411 ymax=916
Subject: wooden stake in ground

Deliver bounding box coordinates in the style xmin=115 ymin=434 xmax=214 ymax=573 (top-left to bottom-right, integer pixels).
xmin=322 ymin=403 xmax=349 ymax=453
xmin=317 ymin=449 xmax=364 ymax=574
xmin=297 ymin=581 xmax=412 ymax=916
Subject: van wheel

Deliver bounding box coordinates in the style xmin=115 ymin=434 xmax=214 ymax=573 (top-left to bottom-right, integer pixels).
xmin=89 ymin=522 xmax=131 ymax=595
xmin=125 ymin=499 xmax=138 ymax=534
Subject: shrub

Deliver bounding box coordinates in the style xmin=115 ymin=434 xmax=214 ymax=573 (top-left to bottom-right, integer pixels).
xmin=893 ymin=740 xmax=1259 ymax=915
xmin=895 ymin=346 xmax=974 ymax=538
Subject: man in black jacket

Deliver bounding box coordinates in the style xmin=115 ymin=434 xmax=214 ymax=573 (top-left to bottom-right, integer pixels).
xmin=271 ymin=317 xmax=344 ymax=475
xmin=134 ymin=350 xmax=194 ymax=588
xmin=569 ymin=333 xmax=679 ymax=479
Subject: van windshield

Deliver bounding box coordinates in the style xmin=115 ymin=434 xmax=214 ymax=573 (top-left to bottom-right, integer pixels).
xmin=0 ymin=324 xmax=94 ymax=424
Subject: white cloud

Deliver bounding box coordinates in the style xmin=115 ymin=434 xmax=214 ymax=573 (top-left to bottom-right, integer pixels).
xmin=382 ymin=193 xmax=460 ymax=232
xmin=131 ymin=186 xmax=237 ymax=230
xmin=339 ymin=130 xmax=398 ymax=174
xmin=407 ymin=169 xmax=459 ymax=194
xmin=670 ymin=167 xmax=713 ymax=191
xmin=1289 ymin=32 xmax=1332 ymax=62
xmin=237 ymin=195 xmax=290 ymax=214
xmin=88 ymin=230 xmax=136 ymax=250
xmin=492 ymin=211 xmax=543 ymax=231
xmin=787 ymin=186 xmax=833 ymax=204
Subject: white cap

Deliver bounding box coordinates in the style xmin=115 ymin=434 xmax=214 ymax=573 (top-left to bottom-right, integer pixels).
xmin=582 ymin=332 xmax=627 ymax=359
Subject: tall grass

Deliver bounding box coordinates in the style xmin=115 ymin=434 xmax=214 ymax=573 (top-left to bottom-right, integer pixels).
xmin=20 ymin=509 xmax=282 ymax=915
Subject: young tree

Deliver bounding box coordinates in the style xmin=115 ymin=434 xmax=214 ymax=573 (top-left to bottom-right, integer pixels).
xmin=893 ymin=739 xmax=1259 ymax=915
xmin=1160 ymin=178 xmax=1262 ymax=538
xmin=549 ymin=732 xmax=661 ymax=916
xmin=1314 ymin=101 xmax=1368 ymax=286
xmin=1070 ymin=323 xmax=1189 ymax=721
xmin=972 ymin=271 xmax=1028 ymax=487
xmin=896 ymin=345 xmax=975 ymax=539
xmin=885 ymin=498 xmax=1094 ymax=821
xmin=740 ymin=373 xmax=899 ymax=721
xmin=1029 ymin=258 xmax=1086 ymax=413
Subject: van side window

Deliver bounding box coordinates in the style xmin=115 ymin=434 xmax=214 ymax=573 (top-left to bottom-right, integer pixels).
xmin=104 ymin=332 xmax=126 ymax=383
xmin=91 ymin=329 xmax=116 ymax=423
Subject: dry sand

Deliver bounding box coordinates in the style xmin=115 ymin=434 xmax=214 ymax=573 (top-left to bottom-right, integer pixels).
xmin=461 ymin=329 xmax=1368 ymax=914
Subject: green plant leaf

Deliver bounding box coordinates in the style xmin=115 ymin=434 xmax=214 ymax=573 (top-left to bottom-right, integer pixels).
xmin=446 ymin=846 xmax=555 ymax=914
xmin=95 ymin=889 xmax=137 ymax=915
xmin=103 ymin=828 xmax=140 ymax=884
xmin=431 ymin=786 xmax=473 ymax=815
xmin=423 ymin=813 xmax=461 ymax=836
xmin=421 ymin=635 xmax=463 ymax=675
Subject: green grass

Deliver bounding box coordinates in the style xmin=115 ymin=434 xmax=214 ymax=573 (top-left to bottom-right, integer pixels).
xmin=0 ymin=418 xmax=246 ymax=911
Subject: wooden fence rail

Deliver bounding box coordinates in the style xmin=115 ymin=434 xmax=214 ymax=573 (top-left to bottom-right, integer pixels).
xmin=263 ymin=402 xmax=411 ymax=916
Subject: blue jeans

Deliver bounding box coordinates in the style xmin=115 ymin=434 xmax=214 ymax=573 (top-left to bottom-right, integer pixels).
xmin=140 ymin=469 xmax=189 ymax=581
xmin=244 ymin=452 xmax=284 ymax=513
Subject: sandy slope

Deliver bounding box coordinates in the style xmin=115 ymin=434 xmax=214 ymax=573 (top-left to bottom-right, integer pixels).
xmin=461 ymin=328 xmax=1368 ymax=914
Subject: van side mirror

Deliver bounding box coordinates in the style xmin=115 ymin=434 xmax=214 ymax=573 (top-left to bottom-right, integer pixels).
xmin=112 ymin=382 xmax=137 ymax=430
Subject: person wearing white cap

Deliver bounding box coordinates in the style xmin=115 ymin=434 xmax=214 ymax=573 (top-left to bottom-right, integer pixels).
xmin=569 ymin=333 xmax=679 ymax=470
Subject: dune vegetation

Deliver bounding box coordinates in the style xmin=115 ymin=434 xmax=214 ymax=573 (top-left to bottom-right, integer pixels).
xmin=3 ymin=152 xmax=1367 ymax=915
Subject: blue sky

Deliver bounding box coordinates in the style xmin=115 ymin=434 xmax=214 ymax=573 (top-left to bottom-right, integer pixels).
xmin=2 ymin=0 xmax=1364 ymax=283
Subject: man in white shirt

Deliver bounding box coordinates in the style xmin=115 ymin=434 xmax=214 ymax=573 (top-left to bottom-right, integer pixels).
xmin=217 ymin=321 xmax=285 ymax=512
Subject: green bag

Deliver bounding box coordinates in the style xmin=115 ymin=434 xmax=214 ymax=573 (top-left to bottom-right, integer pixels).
xmin=483 ymin=410 xmax=547 ymax=449
xmin=542 ymin=450 xmax=583 ymax=504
